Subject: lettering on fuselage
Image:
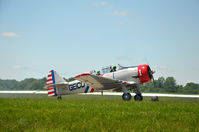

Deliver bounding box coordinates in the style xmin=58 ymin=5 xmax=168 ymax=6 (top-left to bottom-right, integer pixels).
xmin=69 ymin=82 xmax=85 ymax=91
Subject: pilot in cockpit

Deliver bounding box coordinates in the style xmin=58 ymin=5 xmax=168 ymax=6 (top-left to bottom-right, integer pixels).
xmin=96 ymin=70 xmax=101 ymax=76
xmin=113 ymin=65 xmax=117 ymax=71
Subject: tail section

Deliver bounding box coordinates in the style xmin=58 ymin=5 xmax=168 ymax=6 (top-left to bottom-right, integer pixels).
xmin=46 ymin=70 xmax=67 ymax=96
xmin=46 ymin=70 xmax=57 ymax=96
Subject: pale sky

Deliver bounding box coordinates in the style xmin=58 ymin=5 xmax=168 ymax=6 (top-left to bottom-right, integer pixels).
xmin=0 ymin=0 xmax=199 ymax=85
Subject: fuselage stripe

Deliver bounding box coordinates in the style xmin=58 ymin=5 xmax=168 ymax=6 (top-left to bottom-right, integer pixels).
xmin=113 ymin=72 xmax=115 ymax=79
xmin=84 ymin=86 xmax=89 ymax=93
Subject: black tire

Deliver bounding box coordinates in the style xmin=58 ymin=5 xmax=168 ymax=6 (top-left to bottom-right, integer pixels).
xmin=134 ymin=94 xmax=143 ymax=101
xmin=122 ymin=93 xmax=132 ymax=101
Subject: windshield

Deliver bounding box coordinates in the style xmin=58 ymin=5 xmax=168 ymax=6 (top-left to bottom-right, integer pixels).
xmin=90 ymin=65 xmax=120 ymax=75
xmin=101 ymin=66 xmax=111 ymax=74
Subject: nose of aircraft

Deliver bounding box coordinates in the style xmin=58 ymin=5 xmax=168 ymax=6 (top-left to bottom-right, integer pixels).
xmin=137 ymin=64 xmax=155 ymax=84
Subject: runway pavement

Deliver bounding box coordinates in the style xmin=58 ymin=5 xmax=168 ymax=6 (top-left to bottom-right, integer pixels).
xmin=0 ymin=91 xmax=199 ymax=98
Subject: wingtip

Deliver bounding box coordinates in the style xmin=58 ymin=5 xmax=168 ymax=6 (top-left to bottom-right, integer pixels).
xmin=74 ymin=73 xmax=91 ymax=79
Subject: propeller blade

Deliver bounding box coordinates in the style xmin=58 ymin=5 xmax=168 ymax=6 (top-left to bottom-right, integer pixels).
xmin=152 ymin=75 xmax=155 ymax=87
xmin=151 ymin=70 xmax=155 ymax=75
xmin=148 ymin=65 xmax=155 ymax=87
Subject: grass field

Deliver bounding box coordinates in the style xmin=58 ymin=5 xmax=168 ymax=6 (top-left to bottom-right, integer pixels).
xmin=0 ymin=94 xmax=199 ymax=132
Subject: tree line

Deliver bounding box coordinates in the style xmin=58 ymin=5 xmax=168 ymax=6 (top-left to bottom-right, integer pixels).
xmin=0 ymin=76 xmax=199 ymax=94
xmin=140 ymin=77 xmax=199 ymax=94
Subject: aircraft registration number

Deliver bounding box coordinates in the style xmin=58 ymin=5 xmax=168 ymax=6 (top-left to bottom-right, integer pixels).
xmin=69 ymin=82 xmax=85 ymax=91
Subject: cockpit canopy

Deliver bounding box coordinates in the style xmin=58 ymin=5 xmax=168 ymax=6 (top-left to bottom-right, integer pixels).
xmin=101 ymin=66 xmax=112 ymax=74
xmin=90 ymin=64 xmax=123 ymax=75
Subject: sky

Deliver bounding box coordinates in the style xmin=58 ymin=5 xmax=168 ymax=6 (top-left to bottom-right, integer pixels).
xmin=0 ymin=0 xmax=199 ymax=85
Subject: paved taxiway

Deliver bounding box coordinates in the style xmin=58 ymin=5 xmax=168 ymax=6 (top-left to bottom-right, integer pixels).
xmin=0 ymin=91 xmax=199 ymax=98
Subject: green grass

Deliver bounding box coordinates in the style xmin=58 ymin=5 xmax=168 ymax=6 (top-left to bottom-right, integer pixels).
xmin=0 ymin=94 xmax=199 ymax=132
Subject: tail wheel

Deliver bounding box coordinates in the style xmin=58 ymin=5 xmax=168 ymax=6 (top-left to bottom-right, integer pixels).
xmin=122 ymin=93 xmax=132 ymax=101
xmin=134 ymin=94 xmax=143 ymax=101
xmin=57 ymin=96 xmax=62 ymax=100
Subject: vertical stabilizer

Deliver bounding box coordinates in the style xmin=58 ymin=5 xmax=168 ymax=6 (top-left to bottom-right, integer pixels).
xmin=46 ymin=70 xmax=57 ymax=96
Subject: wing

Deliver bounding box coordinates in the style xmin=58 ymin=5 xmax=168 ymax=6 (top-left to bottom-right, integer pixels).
xmin=74 ymin=73 xmax=137 ymax=90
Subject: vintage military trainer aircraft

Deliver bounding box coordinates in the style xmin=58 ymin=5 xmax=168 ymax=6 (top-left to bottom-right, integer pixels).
xmin=45 ymin=64 xmax=155 ymax=101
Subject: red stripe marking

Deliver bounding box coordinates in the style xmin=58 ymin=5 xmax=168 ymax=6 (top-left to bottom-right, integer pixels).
xmin=48 ymin=74 xmax=52 ymax=77
xmin=122 ymin=81 xmax=127 ymax=84
xmin=90 ymin=88 xmax=94 ymax=92
xmin=47 ymin=78 xmax=53 ymax=82
xmin=47 ymin=83 xmax=53 ymax=86
xmin=100 ymin=74 xmax=104 ymax=77
xmin=48 ymin=91 xmax=55 ymax=95
xmin=48 ymin=88 xmax=54 ymax=90
xmin=74 ymin=73 xmax=90 ymax=79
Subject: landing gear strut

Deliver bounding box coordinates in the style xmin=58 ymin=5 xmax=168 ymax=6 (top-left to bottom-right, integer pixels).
xmin=122 ymin=86 xmax=143 ymax=101
xmin=122 ymin=86 xmax=132 ymax=101
xmin=57 ymin=95 xmax=62 ymax=100
xmin=122 ymin=93 xmax=132 ymax=101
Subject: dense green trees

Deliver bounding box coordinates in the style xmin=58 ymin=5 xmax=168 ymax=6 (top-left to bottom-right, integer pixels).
xmin=140 ymin=76 xmax=199 ymax=94
xmin=0 ymin=76 xmax=199 ymax=94
xmin=0 ymin=78 xmax=46 ymax=90
xmin=182 ymin=82 xmax=199 ymax=94
xmin=0 ymin=79 xmax=18 ymax=90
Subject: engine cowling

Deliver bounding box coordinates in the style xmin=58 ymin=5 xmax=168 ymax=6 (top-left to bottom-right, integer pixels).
xmin=137 ymin=64 xmax=152 ymax=84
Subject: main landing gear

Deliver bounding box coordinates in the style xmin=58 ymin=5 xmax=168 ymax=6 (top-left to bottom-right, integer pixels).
xmin=134 ymin=94 xmax=143 ymax=101
xmin=122 ymin=86 xmax=143 ymax=101
xmin=122 ymin=93 xmax=143 ymax=101
xmin=122 ymin=93 xmax=132 ymax=101
xmin=133 ymin=88 xmax=143 ymax=101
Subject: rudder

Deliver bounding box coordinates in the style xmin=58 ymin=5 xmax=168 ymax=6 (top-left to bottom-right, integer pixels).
xmin=46 ymin=70 xmax=57 ymax=96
